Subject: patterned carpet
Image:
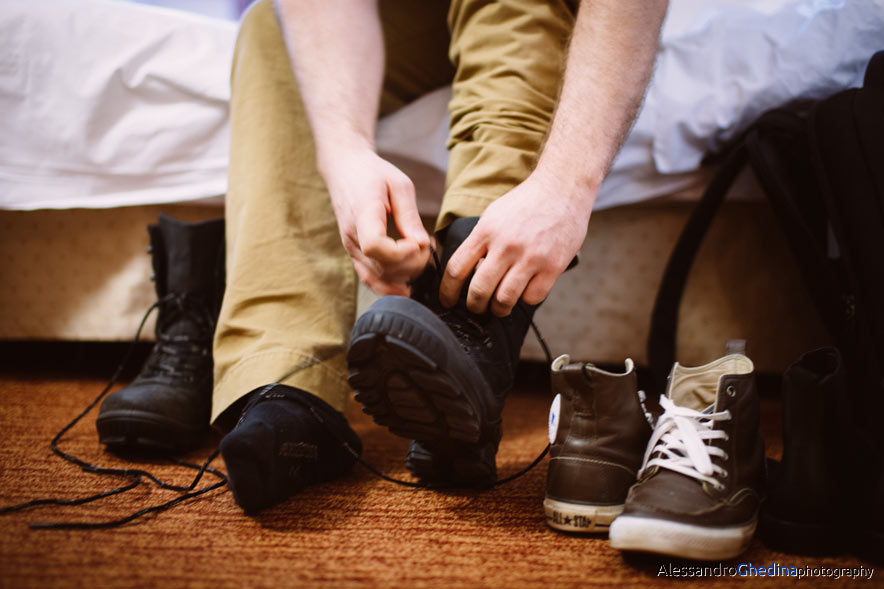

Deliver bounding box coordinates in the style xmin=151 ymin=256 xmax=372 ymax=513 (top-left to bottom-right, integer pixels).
xmin=0 ymin=359 xmax=874 ymax=588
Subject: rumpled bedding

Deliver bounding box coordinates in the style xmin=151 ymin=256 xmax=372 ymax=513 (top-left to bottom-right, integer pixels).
xmin=0 ymin=0 xmax=881 ymax=211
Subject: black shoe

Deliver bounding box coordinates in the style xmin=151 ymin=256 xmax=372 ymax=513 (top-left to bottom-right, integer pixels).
xmin=96 ymin=214 xmax=225 ymax=453
xmin=219 ymin=384 xmax=362 ymax=513
xmin=760 ymin=348 xmax=851 ymax=555
xmin=856 ymin=465 xmax=884 ymax=565
xmin=347 ymin=217 xmax=538 ymax=486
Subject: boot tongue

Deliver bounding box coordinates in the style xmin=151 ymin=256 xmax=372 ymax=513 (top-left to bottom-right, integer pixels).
xmin=669 ymin=366 xmax=720 ymax=411
xmin=432 ymin=217 xmax=537 ymax=394
xmin=668 ymin=354 xmax=753 ymax=411
xmin=158 ymin=214 xmax=224 ymax=295
xmin=159 ymin=308 xmax=206 ymax=338
xmin=438 ymin=216 xmax=479 ymax=271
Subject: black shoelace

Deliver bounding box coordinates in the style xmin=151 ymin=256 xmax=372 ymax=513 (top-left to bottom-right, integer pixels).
xmin=0 ymin=294 xmax=228 ymax=530
xmin=1 ymin=254 xmax=555 ymax=527
xmin=142 ymin=295 xmax=215 ymax=381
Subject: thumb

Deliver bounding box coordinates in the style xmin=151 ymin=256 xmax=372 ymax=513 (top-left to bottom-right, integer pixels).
xmin=387 ymin=173 xmax=429 ymax=247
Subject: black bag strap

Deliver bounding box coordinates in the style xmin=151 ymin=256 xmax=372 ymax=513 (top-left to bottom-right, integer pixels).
xmin=647 ymin=142 xmax=749 ymax=389
xmin=647 ymin=109 xmax=817 ymax=391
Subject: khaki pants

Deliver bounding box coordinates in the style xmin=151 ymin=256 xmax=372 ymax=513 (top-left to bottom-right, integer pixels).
xmin=212 ymin=0 xmax=576 ymax=425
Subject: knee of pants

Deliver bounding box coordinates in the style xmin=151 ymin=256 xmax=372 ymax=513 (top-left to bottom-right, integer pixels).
xmin=443 ymin=119 xmax=546 ymax=206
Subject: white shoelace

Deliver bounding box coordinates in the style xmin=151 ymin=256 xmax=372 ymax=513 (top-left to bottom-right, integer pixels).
xmin=640 ymin=395 xmax=732 ymax=491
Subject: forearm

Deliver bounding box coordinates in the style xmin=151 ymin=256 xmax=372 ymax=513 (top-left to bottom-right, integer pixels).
xmin=275 ymin=0 xmax=384 ymax=172
xmin=535 ymin=0 xmax=668 ymax=210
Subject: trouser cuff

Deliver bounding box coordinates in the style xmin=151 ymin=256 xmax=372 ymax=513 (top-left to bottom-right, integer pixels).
xmin=211 ymin=348 xmax=350 ymax=425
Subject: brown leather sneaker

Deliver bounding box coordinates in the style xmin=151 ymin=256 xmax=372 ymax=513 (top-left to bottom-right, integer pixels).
xmin=609 ymin=353 xmax=764 ymax=560
xmin=543 ymin=355 xmax=652 ymax=533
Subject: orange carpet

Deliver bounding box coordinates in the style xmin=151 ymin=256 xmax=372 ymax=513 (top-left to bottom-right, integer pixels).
xmin=0 ymin=364 xmax=875 ymax=588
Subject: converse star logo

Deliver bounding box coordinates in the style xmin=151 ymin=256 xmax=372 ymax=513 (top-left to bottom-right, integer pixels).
xmin=548 ymin=394 xmax=561 ymax=444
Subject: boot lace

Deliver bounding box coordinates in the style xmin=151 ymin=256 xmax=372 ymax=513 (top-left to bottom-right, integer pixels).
xmin=0 ymin=299 xmax=227 ymax=529
xmin=640 ymin=395 xmax=732 ymax=491
xmin=436 ymin=308 xmax=494 ymax=352
xmin=141 ymin=293 xmax=215 ymax=381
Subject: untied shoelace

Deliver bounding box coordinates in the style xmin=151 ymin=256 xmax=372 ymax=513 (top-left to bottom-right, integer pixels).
xmin=1 ymin=256 xmax=554 ymax=527
xmin=0 ymin=294 xmax=228 ymax=529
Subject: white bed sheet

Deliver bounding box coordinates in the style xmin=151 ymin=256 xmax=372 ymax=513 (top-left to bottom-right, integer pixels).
xmin=1 ymin=0 xmax=881 ymax=212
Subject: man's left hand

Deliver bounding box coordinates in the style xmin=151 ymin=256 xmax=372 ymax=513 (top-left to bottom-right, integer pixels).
xmin=439 ymin=171 xmax=593 ymax=317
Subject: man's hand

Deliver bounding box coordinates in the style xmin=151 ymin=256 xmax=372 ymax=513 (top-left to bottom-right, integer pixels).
xmin=276 ymin=1 xmax=430 ymax=294
xmin=439 ymin=171 xmax=591 ymax=317
xmin=440 ymin=0 xmax=666 ymax=317
xmin=322 ymin=144 xmax=431 ymax=296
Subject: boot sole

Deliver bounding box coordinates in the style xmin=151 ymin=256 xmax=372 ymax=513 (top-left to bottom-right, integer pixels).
xmin=609 ymin=514 xmax=757 ymax=560
xmin=405 ymin=440 xmax=497 ymax=487
xmin=96 ymin=409 xmax=205 ymax=453
xmin=543 ymin=497 xmax=624 ymax=533
xmin=348 ymin=296 xmax=495 ymax=446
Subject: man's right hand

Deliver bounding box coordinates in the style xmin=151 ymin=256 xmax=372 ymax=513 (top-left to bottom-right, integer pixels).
xmin=320 ymin=143 xmax=431 ymax=296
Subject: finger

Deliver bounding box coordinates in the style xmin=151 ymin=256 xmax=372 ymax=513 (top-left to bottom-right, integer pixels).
xmin=342 ymin=232 xmax=384 ymax=278
xmin=351 ymin=257 xmax=382 ymax=290
xmin=465 ymin=251 xmax=510 ymax=314
xmin=522 ymin=271 xmax=557 ymax=306
xmin=355 ymin=200 xmax=408 ymax=265
xmin=349 ymin=219 xmax=426 ymax=285
xmin=384 ymin=242 xmax=430 ymax=283
xmin=386 ymin=172 xmax=430 ymax=247
xmin=439 ymin=233 xmax=486 ymax=308
xmin=489 ymin=265 xmax=534 ymax=317
xmin=352 ymin=257 xmax=410 ymax=296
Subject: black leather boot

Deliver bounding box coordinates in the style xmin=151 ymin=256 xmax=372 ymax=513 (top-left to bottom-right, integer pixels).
xmin=760 ymin=347 xmax=851 ymax=555
xmin=347 ymin=217 xmax=538 ymax=486
xmin=96 ymin=214 xmax=225 ymax=453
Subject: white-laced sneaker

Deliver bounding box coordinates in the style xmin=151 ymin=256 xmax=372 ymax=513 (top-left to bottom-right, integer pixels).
xmin=609 ymin=353 xmax=765 ymax=561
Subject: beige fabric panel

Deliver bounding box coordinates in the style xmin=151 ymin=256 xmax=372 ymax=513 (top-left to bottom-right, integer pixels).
xmin=518 ymin=201 xmax=829 ymax=370
xmin=1 ymin=201 xmax=827 ymax=373
xmin=0 ymin=205 xmax=223 ymax=341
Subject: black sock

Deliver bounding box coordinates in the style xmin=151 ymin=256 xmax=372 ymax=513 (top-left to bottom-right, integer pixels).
xmin=219 ymin=384 xmax=362 ymax=513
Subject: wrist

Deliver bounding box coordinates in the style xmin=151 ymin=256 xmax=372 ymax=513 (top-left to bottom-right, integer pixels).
xmin=529 ymin=162 xmax=600 ymax=214
xmin=315 ymin=131 xmax=376 ymax=177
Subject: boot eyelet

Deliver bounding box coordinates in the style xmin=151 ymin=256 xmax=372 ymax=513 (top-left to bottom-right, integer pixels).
xmin=726 ymin=385 xmax=736 ymax=397
xmin=721 ymin=471 xmax=728 ymax=479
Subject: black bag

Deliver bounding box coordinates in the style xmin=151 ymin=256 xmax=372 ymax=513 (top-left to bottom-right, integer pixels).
xmin=648 ymin=51 xmax=884 ymax=452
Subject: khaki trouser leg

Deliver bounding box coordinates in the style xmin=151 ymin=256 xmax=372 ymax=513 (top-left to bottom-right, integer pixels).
xmin=212 ymin=0 xmax=452 ymax=426
xmin=437 ymin=0 xmax=577 ymax=229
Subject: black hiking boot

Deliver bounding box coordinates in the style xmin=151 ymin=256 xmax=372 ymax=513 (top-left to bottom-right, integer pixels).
xmin=96 ymin=214 xmax=225 ymax=453
xmin=347 ymin=217 xmax=538 ymax=486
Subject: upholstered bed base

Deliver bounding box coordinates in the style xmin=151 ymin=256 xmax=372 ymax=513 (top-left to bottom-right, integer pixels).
xmin=0 ymin=199 xmax=827 ymax=374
